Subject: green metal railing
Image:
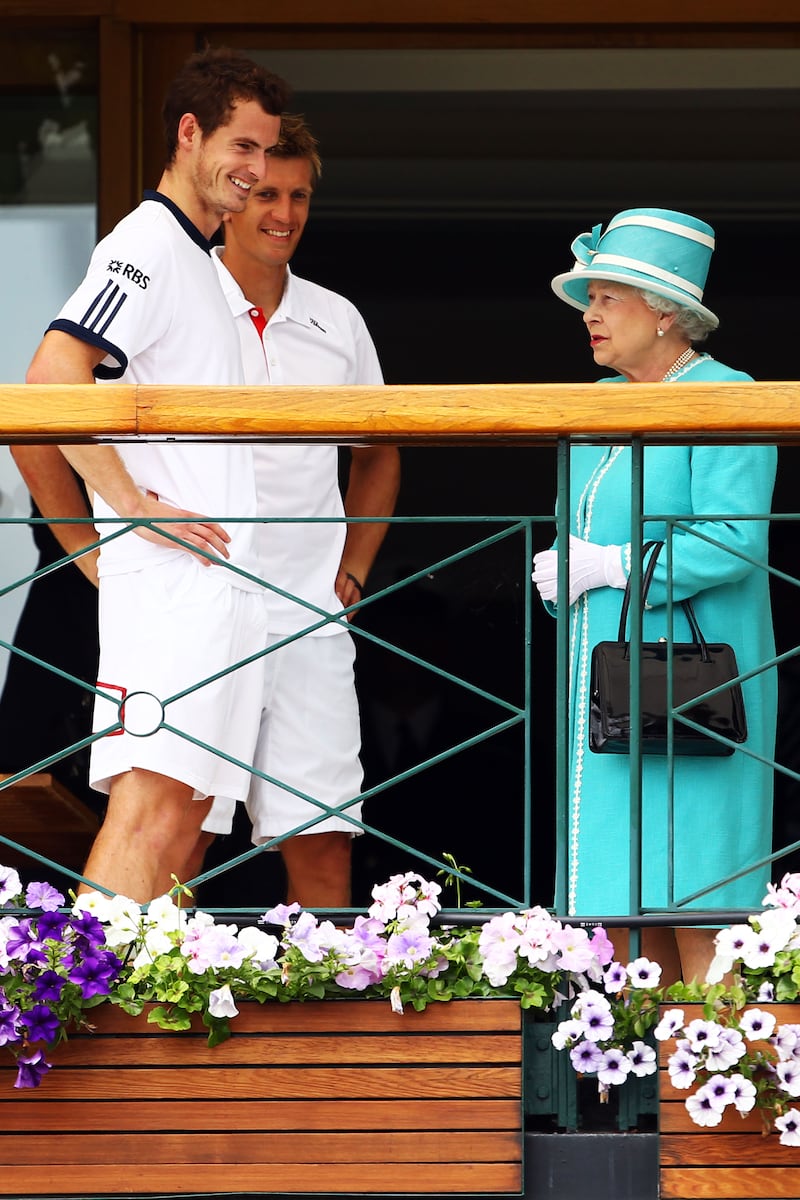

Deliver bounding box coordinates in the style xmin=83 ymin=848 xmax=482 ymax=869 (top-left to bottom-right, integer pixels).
xmin=0 ymin=509 xmax=541 ymax=914
xmin=1 ymin=380 xmax=799 ymax=934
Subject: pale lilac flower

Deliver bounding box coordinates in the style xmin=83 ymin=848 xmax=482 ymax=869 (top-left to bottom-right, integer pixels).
xmin=25 ymin=882 xmax=64 ymax=912
xmin=385 ymin=926 xmax=435 ymax=971
xmin=515 ymin=908 xmax=561 ymax=970
xmin=0 ymin=866 xmax=22 ymax=906
xmin=667 ymin=1047 xmax=699 ymax=1089
xmin=739 ymin=1008 xmax=777 ymax=1041
xmin=777 ymin=1059 xmax=800 ymax=1097
xmin=479 ymin=913 xmax=522 ymax=987
xmin=261 ymin=901 xmax=302 ymax=928
xmin=588 ymin=926 xmax=615 ymax=968
xmin=550 ymin=925 xmax=597 ymax=974
xmin=603 ymin=962 xmax=628 ymax=994
xmin=683 ymin=1018 xmax=723 ymax=1055
xmin=286 ymin=911 xmax=325 ymax=963
xmin=763 ymin=873 xmax=800 ymax=910
xmin=411 ymin=877 xmax=442 ymax=919
xmin=182 ymin=923 xmax=245 ymax=973
xmin=335 ymin=947 xmax=382 ymax=990
xmin=208 ymin=984 xmax=239 ymax=1019
xmin=626 ymin=957 xmax=662 ymax=988
xmin=776 ymin=1109 xmax=800 ymax=1146
xmin=654 ymin=1009 xmax=686 ymax=1041
xmin=368 ymin=873 xmax=438 ymax=923
xmin=598 ymin=1047 xmax=632 ymax=1087
xmin=758 ymin=981 xmax=776 ymax=1003
xmin=628 ymin=1040 xmax=657 ymax=1077
xmin=350 ymin=915 xmax=387 ymax=946
xmin=728 ymin=1073 xmax=757 ymax=1113
xmin=686 ymin=1085 xmax=724 ymax=1127
xmin=570 ymin=1039 xmax=603 ymax=1074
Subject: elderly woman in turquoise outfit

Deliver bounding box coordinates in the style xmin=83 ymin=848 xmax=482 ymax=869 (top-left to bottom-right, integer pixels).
xmin=533 ymin=208 xmax=776 ymax=984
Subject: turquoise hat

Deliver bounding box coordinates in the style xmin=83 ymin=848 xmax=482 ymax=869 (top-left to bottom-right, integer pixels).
xmin=551 ymin=207 xmax=719 ymax=328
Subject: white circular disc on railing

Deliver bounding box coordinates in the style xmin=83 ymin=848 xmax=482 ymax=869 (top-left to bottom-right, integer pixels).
xmin=121 ymin=691 xmax=165 ymax=737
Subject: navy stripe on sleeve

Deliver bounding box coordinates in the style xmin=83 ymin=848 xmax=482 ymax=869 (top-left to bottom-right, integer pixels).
xmin=79 ymin=281 xmax=128 ymax=336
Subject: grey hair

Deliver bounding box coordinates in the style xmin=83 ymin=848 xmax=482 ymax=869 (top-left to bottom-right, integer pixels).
xmin=638 ymin=289 xmax=718 ymax=343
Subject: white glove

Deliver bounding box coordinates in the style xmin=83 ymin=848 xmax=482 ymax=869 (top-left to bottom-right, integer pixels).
xmin=532 ymin=534 xmax=626 ymax=607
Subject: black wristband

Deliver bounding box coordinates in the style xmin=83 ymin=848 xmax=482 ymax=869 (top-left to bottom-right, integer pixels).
xmin=345 ymin=572 xmax=363 ymax=593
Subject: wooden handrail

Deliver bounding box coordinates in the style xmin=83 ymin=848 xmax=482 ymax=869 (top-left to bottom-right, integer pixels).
xmin=2 ymin=381 xmax=800 ymax=444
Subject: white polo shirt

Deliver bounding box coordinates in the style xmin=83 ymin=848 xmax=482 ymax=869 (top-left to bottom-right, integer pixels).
xmin=49 ymin=192 xmax=260 ymax=588
xmin=212 ymin=250 xmax=384 ymax=634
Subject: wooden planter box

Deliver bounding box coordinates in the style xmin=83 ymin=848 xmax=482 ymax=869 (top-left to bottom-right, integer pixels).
xmin=0 ymin=998 xmax=522 ymax=1198
xmin=659 ymin=1003 xmax=800 ymax=1199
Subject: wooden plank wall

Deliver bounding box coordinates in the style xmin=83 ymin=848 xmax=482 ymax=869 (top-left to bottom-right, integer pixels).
xmin=0 ymin=999 xmax=523 ymax=1197
xmin=660 ymin=1003 xmax=800 ymax=1199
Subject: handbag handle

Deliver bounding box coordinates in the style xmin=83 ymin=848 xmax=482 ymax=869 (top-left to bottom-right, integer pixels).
xmin=616 ymin=540 xmax=711 ymax=663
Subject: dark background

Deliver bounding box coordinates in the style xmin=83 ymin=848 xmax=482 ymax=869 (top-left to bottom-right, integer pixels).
xmin=2 ymin=68 xmax=799 ymax=911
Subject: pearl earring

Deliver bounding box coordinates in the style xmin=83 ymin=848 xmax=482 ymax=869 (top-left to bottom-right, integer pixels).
xmin=657 ymin=328 xmax=665 ymax=337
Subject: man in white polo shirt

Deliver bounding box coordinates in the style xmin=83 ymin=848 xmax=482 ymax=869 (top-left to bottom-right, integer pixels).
xmin=197 ymin=114 xmax=400 ymax=907
xmin=16 ymin=48 xmax=289 ymax=903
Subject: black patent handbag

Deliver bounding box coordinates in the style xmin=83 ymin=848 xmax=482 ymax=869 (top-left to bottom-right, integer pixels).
xmin=589 ymin=540 xmax=747 ymax=756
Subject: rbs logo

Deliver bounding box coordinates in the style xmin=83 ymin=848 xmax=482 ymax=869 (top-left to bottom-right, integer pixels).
xmin=107 ymin=259 xmax=149 ymax=289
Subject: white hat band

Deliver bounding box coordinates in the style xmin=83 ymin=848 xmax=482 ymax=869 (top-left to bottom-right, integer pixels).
xmin=586 ymin=253 xmax=706 ymax=301
xmin=606 ymin=213 xmax=716 ymax=251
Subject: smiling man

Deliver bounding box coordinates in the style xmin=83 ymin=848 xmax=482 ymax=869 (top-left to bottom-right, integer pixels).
xmin=16 ymin=48 xmax=290 ymax=903
xmin=192 ymin=114 xmax=400 ymax=908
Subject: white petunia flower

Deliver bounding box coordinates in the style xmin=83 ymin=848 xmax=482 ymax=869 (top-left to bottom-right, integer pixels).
xmin=208 ymin=984 xmax=238 ymax=1019
xmin=776 ymin=1109 xmax=800 ymax=1146
xmin=628 ymin=1040 xmax=657 ymax=1077
xmin=739 ymin=1008 xmax=777 ymax=1041
xmin=686 ymin=1085 xmax=724 ymax=1127
xmin=654 ymin=1009 xmax=685 ymax=1041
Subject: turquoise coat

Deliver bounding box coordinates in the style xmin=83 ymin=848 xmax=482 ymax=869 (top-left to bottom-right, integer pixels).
xmin=553 ymin=356 xmax=777 ymax=916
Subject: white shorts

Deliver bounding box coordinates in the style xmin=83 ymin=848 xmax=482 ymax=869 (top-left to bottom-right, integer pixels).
xmin=90 ymin=557 xmax=267 ymax=802
xmin=204 ymin=630 xmax=363 ymax=843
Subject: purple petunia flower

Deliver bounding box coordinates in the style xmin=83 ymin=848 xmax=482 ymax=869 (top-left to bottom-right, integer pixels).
xmin=14 ymin=1049 xmax=51 ymax=1089
xmin=3 ymin=919 xmax=38 ymax=961
xmin=68 ymin=909 xmax=107 ymax=947
xmin=68 ymin=953 xmax=119 ymax=999
xmin=20 ymin=1004 xmax=61 ymax=1043
xmin=32 ymin=970 xmax=66 ymax=1005
xmin=35 ymin=911 xmax=70 ymax=942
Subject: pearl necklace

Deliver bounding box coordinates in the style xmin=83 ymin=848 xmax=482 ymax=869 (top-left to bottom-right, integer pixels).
xmin=661 ymin=346 xmax=696 ymax=381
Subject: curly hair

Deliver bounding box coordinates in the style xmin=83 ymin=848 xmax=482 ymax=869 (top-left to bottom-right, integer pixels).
xmin=639 ymin=288 xmax=719 ymax=342
xmin=162 ymin=46 xmax=290 ymax=165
